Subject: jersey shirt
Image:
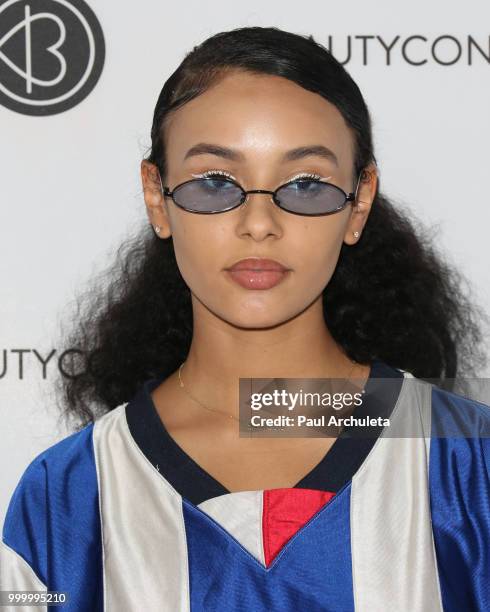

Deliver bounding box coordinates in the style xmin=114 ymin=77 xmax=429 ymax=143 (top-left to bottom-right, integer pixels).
xmin=1 ymin=360 xmax=490 ymax=611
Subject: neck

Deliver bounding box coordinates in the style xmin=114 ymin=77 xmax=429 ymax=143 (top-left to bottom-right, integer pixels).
xmin=180 ymin=295 xmax=366 ymax=409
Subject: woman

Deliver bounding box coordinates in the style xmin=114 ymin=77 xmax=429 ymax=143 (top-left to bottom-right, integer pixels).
xmin=1 ymin=26 xmax=489 ymax=612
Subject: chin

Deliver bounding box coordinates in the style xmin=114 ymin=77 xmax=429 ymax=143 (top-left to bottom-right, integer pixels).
xmin=220 ymin=306 xmax=301 ymax=331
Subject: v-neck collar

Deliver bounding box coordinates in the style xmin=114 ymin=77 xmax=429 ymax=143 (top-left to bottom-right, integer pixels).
xmin=125 ymin=359 xmax=404 ymax=505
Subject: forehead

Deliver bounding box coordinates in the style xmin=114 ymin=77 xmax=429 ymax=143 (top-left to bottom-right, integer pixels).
xmin=164 ymin=71 xmax=355 ymax=168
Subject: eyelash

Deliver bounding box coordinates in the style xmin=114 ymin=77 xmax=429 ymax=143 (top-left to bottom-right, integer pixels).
xmin=192 ymin=169 xmax=236 ymax=180
xmin=191 ymin=170 xmax=326 ymax=182
xmin=288 ymin=172 xmax=324 ymax=182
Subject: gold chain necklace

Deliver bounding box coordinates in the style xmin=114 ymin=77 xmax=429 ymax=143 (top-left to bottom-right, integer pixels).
xmin=177 ymin=359 xmax=360 ymax=423
xmin=178 ymin=362 xmax=240 ymax=422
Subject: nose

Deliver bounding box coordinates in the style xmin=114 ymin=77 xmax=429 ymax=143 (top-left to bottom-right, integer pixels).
xmin=235 ymin=189 xmax=284 ymax=241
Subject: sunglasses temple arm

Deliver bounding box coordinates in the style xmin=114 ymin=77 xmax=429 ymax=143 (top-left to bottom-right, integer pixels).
xmin=353 ymin=171 xmax=364 ymax=203
xmin=156 ymin=170 xmax=166 ymax=197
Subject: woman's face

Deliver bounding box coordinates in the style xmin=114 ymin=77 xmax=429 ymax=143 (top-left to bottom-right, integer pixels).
xmin=142 ymin=70 xmax=377 ymax=329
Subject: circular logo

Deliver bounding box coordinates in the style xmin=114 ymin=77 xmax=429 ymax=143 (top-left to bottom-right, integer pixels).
xmin=0 ymin=0 xmax=105 ymax=115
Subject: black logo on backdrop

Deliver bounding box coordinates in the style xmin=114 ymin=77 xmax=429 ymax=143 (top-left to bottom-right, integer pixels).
xmin=326 ymin=35 xmax=490 ymax=66
xmin=1 ymin=348 xmax=90 ymax=379
xmin=0 ymin=0 xmax=105 ymax=115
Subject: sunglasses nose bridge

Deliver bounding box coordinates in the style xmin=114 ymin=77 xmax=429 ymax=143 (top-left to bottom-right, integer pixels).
xmin=241 ymin=188 xmax=278 ymax=208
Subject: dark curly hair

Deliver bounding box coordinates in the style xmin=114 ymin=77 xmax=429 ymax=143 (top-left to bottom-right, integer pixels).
xmin=57 ymin=26 xmax=488 ymax=430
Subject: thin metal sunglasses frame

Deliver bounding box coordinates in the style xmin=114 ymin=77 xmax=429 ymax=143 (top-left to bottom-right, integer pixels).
xmin=158 ymin=170 xmax=366 ymax=217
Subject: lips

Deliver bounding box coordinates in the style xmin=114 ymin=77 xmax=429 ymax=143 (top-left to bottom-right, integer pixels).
xmin=227 ymin=258 xmax=289 ymax=272
xmin=225 ymin=258 xmax=291 ymax=290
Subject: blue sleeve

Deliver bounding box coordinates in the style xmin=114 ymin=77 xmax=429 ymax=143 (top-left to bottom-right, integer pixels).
xmin=2 ymin=455 xmax=49 ymax=587
xmin=1 ymin=423 xmax=103 ymax=611
xmin=429 ymin=387 xmax=490 ymax=612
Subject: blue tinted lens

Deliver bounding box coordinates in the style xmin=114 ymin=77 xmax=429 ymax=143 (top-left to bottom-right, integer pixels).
xmin=276 ymin=180 xmax=347 ymax=215
xmin=173 ymin=178 xmax=243 ymax=212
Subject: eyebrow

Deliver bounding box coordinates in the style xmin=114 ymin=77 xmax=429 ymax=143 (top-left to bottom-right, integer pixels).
xmin=183 ymin=143 xmax=339 ymax=166
xmin=282 ymin=145 xmax=339 ymax=166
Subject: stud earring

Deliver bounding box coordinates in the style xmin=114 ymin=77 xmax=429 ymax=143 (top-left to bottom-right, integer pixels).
xmin=353 ymin=231 xmax=360 ymax=238
xmin=154 ymin=225 xmax=161 ymax=234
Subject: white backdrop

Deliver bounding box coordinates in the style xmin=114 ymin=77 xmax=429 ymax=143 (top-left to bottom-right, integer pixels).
xmin=1 ymin=0 xmax=490 ymax=526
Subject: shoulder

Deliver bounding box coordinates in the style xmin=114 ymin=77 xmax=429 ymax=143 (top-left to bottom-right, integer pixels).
xmin=395 ymin=367 xmax=490 ymax=438
xmin=424 ymin=380 xmax=490 ymax=510
xmin=390 ymin=370 xmax=490 ymax=479
xmin=3 ymin=402 xmax=129 ymax=517
xmin=3 ymin=421 xmax=93 ymax=513
xmin=429 ymin=383 xmax=490 ymax=473
xmin=5 ymin=402 xmax=128 ymax=499
xmin=5 ymin=420 xmax=97 ymax=509
xmin=430 ymin=383 xmax=490 ymax=434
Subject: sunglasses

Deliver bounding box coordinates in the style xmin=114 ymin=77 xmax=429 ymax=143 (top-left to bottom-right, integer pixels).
xmin=160 ymin=171 xmax=364 ymax=217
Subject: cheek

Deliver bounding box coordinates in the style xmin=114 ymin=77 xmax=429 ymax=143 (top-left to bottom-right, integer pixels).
xmin=169 ymin=218 xmax=228 ymax=289
xmin=288 ymin=222 xmax=346 ymax=288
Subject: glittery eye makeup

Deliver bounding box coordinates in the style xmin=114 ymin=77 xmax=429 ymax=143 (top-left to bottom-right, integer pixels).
xmin=286 ymin=172 xmax=332 ymax=183
xmin=191 ymin=169 xmax=237 ymax=181
xmin=190 ymin=170 xmax=333 ymax=184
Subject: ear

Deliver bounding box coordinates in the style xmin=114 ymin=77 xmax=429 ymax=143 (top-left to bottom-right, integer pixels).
xmin=141 ymin=160 xmax=172 ymax=238
xmin=343 ymin=161 xmax=378 ymax=246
